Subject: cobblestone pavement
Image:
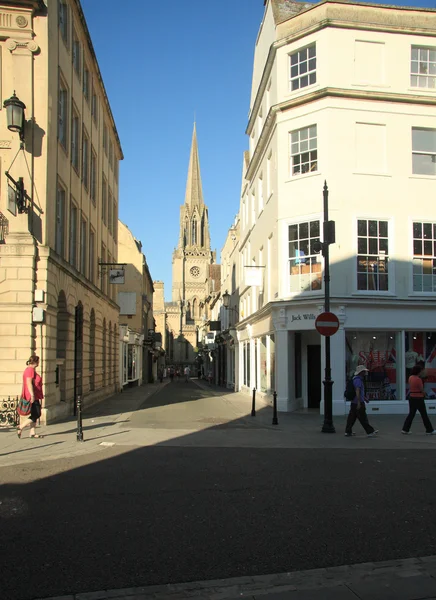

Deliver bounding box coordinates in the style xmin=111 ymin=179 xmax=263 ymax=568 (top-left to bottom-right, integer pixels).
xmin=36 ymin=555 xmax=436 ymax=599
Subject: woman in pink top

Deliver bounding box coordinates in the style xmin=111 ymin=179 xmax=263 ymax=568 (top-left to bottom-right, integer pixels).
xmin=402 ymin=364 xmax=435 ymax=435
xmin=17 ymin=354 xmax=44 ymax=439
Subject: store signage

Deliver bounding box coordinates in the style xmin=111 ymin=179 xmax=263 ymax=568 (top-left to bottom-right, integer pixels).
xmin=244 ymin=267 xmax=263 ymax=287
xmin=291 ymin=313 xmax=316 ymax=323
xmin=315 ymin=312 xmax=340 ymax=336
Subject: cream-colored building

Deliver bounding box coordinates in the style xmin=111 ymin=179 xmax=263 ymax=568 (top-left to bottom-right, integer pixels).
xmin=236 ymin=0 xmax=436 ymax=416
xmin=0 ymin=0 xmax=122 ymax=422
xmin=117 ymin=221 xmax=155 ymax=388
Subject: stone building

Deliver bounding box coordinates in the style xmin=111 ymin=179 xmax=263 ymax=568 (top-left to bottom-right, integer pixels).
xmin=235 ymin=0 xmax=436 ymax=416
xmin=117 ymin=221 xmax=155 ymax=388
xmin=0 ymin=0 xmax=122 ymax=422
xmin=161 ymin=124 xmax=216 ymax=367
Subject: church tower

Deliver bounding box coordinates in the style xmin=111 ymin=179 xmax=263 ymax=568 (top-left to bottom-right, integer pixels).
xmin=168 ymin=124 xmax=215 ymax=363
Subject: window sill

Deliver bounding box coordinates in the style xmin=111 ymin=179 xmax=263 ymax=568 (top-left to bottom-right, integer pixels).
xmin=353 ymin=171 xmax=392 ymax=178
xmin=285 ymin=290 xmax=324 ymax=298
xmin=408 ymin=292 xmax=436 ymax=297
xmin=351 ymin=82 xmax=391 ymax=89
xmin=408 ymin=87 xmax=436 ymax=94
xmin=285 ymin=171 xmax=321 ymax=183
xmin=286 ymin=82 xmax=319 ymax=97
xmin=409 ymin=174 xmax=436 ymax=181
xmin=351 ymin=291 xmax=396 ymax=297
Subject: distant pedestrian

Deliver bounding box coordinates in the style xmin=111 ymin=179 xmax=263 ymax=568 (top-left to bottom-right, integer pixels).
xmin=184 ymin=365 xmax=190 ymax=382
xmin=158 ymin=367 xmax=164 ymax=383
xmin=402 ymin=364 xmax=436 ymax=435
xmin=208 ymin=369 xmax=213 ymax=385
xmin=169 ymin=367 xmax=174 ymax=382
xmin=345 ymin=365 xmax=378 ymax=438
xmin=17 ymin=355 xmax=44 ymax=439
xmin=175 ymin=368 xmax=180 ymax=382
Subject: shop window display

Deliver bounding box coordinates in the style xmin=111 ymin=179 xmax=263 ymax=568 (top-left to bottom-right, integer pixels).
xmin=346 ymin=332 xmax=397 ymax=400
xmin=269 ymin=334 xmax=275 ymax=393
xmin=405 ymin=332 xmax=436 ymax=399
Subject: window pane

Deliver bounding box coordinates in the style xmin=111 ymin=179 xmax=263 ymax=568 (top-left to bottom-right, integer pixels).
xmin=310 ymin=221 xmax=320 ymax=237
xmin=412 ymin=128 xmax=436 ymax=152
xmin=289 ymin=224 xmax=298 ymax=241
xmin=424 ymin=223 xmax=432 ymax=239
xmin=411 ymin=47 xmax=419 ymax=60
xmin=379 ymin=221 xmax=388 ymax=237
xmin=379 ymin=238 xmax=388 ymax=254
xmin=368 ymin=220 xmax=378 ymax=236
xmin=413 ymin=153 xmax=436 ymax=176
xmin=299 ymin=222 xmax=308 ymax=239
xmin=369 ymin=238 xmax=378 ymax=254
xmin=414 ymin=240 xmax=423 ymax=255
xmin=424 ymin=240 xmax=433 ymax=256
xmin=414 ymin=222 xmax=423 ymax=238
xmin=358 ymin=220 xmax=367 ymax=236
xmin=358 ymin=238 xmax=367 ymax=254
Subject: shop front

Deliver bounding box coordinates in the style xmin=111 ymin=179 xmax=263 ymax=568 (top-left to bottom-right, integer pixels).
xmin=119 ymin=326 xmax=144 ymax=388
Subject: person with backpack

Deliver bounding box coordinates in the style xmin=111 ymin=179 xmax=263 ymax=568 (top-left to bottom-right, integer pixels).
xmin=344 ymin=365 xmax=378 ymax=437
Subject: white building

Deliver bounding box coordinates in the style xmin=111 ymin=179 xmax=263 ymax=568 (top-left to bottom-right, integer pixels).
xmin=236 ymin=0 xmax=436 ymax=416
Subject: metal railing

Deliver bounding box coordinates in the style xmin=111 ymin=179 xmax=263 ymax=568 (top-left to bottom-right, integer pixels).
xmin=0 ymin=396 xmax=19 ymax=427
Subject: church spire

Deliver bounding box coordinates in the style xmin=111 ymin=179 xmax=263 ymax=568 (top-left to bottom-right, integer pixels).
xmin=184 ymin=123 xmax=204 ymax=207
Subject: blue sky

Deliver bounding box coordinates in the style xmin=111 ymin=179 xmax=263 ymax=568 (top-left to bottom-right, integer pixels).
xmin=80 ymin=0 xmax=435 ymax=300
xmin=81 ymin=0 xmax=265 ymax=299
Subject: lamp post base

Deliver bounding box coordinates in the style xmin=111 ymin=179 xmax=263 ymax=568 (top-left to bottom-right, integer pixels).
xmin=321 ymin=419 xmax=336 ymax=433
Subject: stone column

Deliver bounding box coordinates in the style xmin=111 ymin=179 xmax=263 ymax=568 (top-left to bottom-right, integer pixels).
xmin=273 ymin=308 xmax=290 ymax=412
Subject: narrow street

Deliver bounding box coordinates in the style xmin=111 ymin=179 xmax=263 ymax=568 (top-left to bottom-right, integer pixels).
xmin=1 ymin=381 xmax=436 ymax=600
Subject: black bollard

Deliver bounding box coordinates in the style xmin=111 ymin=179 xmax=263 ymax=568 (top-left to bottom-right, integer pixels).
xmin=76 ymin=395 xmax=84 ymax=442
xmin=251 ymin=387 xmax=256 ymax=417
xmin=272 ymin=391 xmax=279 ymax=425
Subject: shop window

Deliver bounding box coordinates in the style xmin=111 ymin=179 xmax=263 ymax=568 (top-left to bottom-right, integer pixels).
xmin=405 ymin=331 xmax=436 ymax=399
xmin=345 ymin=331 xmax=397 ymax=400
xmin=289 ymin=44 xmax=316 ymax=91
xmin=413 ymin=222 xmax=436 ymax=292
xmin=290 ymin=125 xmax=317 ymax=175
xmin=128 ymin=345 xmax=137 ymax=381
xmin=260 ymin=337 xmax=267 ymax=392
xmin=288 ymin=220 xmax=322 ymax=292
xmin=411 ymin=46 xmax=436 ymax=89
xmin=243 ymin=343 xmax=247 ymax=386
xmin=357 ymin=219 xmax=389 ymax=291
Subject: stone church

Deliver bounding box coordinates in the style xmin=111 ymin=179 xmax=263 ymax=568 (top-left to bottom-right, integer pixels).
xmin=154 ymin=124 xmax=215 ymax=367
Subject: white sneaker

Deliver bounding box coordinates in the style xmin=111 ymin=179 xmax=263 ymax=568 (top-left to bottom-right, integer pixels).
xmin=426 ymin=430 xmax=436 ymax=435
xmin=367 ymin=430 xmax=379 ymax=437
xmin=402 ymin=430 xmax=412 ymax=435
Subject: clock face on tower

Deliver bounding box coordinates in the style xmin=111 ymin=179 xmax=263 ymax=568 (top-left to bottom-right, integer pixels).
xmin=190 ymin=266 xmax=200 ymax=278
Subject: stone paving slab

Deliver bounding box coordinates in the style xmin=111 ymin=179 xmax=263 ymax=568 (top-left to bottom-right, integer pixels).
xmin=35 ymin=556 xmax=436 ymax=600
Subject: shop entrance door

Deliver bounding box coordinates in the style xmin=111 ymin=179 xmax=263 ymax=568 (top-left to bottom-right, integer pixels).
xmin=307 ymin=345 xmax=321 ymax=408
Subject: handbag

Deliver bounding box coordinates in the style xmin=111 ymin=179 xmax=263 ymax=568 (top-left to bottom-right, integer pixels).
xmin=30 ymin=400 xmax=41 ymax=421
xmin=17 ymin=397 xmax=31 ymax=416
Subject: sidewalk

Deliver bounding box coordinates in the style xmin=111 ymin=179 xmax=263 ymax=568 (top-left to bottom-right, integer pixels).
xmin=36 ymin=555 xmax=436 ymax=599
xmin=2 ymin=378 xmax=436 ymax=467
xmin=0 ymin=379 xmax=169 ymax=467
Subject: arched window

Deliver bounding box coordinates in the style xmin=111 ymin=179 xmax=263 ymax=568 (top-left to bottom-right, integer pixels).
xmin=192 ymin=298 xmax=197 ymax=319
xmin=192 ymin=217 xmax=197 ymax=245
xmin=201 ymin=214 xmax=205 ymax=247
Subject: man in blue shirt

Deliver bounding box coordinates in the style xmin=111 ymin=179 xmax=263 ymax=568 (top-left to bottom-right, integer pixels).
xmin=345 ymin=365 xmax=379 ymax=437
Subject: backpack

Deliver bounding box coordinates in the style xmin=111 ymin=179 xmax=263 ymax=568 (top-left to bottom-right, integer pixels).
xmin=344 ymin=378 xmax=356 ymax=401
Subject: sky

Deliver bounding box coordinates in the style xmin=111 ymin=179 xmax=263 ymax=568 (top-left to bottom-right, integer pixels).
xmin=80 ymin=0 xmax=265 ymax=299
xmin=80 ymin=0 xmax=435 ymax=300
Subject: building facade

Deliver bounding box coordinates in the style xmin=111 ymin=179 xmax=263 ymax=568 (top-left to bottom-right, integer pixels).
xmin=236 ymin=0 xmax=436 ymax=415
xmin=0 ymin=0 xmax=122 ymax=422
xmin=163 ymin=124 xmax=216 ymax=368
xmin=117 ymin=221 xmax=155 ymax=388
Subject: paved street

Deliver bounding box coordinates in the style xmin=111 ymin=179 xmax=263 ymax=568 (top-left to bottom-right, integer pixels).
xmin=1 ymin=380 xmax=436 ymax=600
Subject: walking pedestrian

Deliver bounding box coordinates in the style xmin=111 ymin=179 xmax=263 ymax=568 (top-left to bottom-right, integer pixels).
xmin=345 ymin=365 xmax=378 ymax=438
xmin=17 ymin=354 xmax=44 ymax=439
xmin=184 ymin=365 xmax=190 ymax=382
xmin=402 ymin=364 xmax=436 ymax=435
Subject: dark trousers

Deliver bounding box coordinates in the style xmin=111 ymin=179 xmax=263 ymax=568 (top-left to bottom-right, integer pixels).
xmin=345 ymin=403 xmax=375 ymax=434
xmin=402 ymin=397 xmax=434 ymax=433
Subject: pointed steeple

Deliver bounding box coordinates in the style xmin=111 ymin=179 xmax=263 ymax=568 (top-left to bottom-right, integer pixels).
xmin=184 ymin=123 xmax=204 ymax=207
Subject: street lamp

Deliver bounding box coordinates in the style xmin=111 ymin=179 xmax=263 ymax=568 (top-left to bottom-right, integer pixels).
xmin=222 ymin=290 xmax=239 ymax=315
xmin=313 ymin=181 xmax=336 ymax=433
xmin=3 ymin=92 xmax=26 ymax=141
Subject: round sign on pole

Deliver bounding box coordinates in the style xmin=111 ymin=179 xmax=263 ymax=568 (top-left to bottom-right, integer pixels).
xmin=315 ymin=312 xmax=339 ymax=337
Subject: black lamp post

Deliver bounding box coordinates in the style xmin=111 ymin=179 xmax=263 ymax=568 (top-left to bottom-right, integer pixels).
xmin=313 ymin=182 xmax=336 ymax=433
xmin=4 ymin=92 xmax=26 ymax=141
xmin=222 ymin=290 xmax=239 ymax=316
